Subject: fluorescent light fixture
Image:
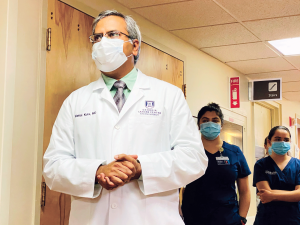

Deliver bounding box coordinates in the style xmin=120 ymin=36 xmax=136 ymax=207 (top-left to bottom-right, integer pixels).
xmin=268 ymin=37 xmax=300 ymax=56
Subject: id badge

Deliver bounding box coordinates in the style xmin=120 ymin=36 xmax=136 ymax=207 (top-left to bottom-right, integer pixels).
xmin=216 ymin=156 xmax=230 ymax=165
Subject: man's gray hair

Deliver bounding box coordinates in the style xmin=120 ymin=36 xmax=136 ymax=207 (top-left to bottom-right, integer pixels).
xmin=92 ymin=10 xmax=142 ymax=65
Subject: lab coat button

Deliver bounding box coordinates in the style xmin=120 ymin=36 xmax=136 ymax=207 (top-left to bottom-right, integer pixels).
xmin=111 ymin=203 xmax=118 ymax=209
xmin=114 ymin=125 xmax=120 ymax=130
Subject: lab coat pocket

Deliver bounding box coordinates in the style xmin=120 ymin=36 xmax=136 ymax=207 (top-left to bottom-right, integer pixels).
xmin=128 ymin=116 xmax=167 ymax=154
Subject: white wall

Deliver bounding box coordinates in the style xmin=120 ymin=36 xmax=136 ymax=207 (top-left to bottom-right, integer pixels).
xmin=1 ymin=0 xmax=300 ymax=224
xmin=279 ymin=98 xmax=300 ymax=156
xmin=0 ymin=0 xmax=18 ymax=224
xmin=0 ymin=0 xmax=47 ymax=225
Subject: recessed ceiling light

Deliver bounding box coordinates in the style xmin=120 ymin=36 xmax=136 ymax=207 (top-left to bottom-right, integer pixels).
xmin=268 ymin=37 xmax=300 ymax=56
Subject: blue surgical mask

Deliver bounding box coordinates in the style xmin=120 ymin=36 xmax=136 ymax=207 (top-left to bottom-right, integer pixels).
xmin=268 ymin=147 xmax=272 ymax=155
xmin=271 ymin=142 xmax=291 ymax=155
xmin=200 ymin=122 xmax=221 ymax=140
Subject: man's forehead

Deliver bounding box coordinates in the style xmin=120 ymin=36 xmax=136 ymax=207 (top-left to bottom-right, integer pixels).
xmin=95 ymin=15 xmax=127 ymax=33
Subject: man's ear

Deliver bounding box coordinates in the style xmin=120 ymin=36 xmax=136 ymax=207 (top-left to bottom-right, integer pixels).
xmin=132 ymin=39 xmax=139 ymax=56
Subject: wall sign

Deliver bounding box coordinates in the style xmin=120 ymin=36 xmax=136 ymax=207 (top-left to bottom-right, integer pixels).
xmin=230 ymin=77 xmax=240 ymax=108
xmin=249 ymin=78 xmax=282 ymax=101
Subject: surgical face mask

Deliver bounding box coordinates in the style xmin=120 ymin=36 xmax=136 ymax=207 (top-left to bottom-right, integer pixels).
xmin=271 ymin=141 xmax=291 ymax=155
xmin=268 ymin=147 xmax=272 ymax=155
xmin=200 ymin=122 xmax=221 ymax=141
xmin=92 ymin=37 xmax=133 ymax=72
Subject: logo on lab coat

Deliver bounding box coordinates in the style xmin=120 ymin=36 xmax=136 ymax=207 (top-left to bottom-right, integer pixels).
xmin=138 ymin=101 xmax=161 ymax=116
xmin=145 ymin=101 xmax=155 ymax=108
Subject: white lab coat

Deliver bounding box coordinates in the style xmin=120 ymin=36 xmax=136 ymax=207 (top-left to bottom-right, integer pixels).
xmin=43 ymin=70 xmax=208 ymax=225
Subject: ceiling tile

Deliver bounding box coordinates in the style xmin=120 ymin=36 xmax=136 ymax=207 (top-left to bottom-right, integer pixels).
xmin=283 ymin=81 xmax=300 ymax=92
xmin=133 ymin=0 xmax=236 ymax=30
xmin=226 ymin=57 xmax=296 ymax=74
xmin=116 ymin=0 xmax=188 ymax=8
xmin=283 ymin=92 xmax=300 ymax=101
xmin=247 ymin=70 xmax=300 ymax=82
xmin=201 ymin=42 xmax=279 ymax=62
xmin=215 ymin=0 xmax=300 ymax=21
xmin=244 ymin=16 xmax=300 ymax=41
xmin=285 ymin=55 xmax=300 ymax=69
xmin=172 ymin=23 xmax=259 ymax=48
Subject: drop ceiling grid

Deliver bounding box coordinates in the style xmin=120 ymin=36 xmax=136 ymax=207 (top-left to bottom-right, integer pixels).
xmin=210 ymin=0 xmax=299 ymax=76
xmin=283 ymin=81 xmax=300 ymax=92
xmin=201 ymin=42 xmax=279 ymax=63
xmin=116 ymin=0 xmax=192 ymax=9
xmin=214 ymin=0 xmax=300 ymax=21
xmin=282 ymin=92 xmax=300 ymax=101
xmin=132 ymin=0 xmax=237 ymax=31
xmin=246 ymin=70 xmax=300 ymax=82
xmin=116 ymin=0 xmax=300 ymax=100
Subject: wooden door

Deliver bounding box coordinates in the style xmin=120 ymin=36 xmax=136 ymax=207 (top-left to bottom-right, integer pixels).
xmin=136 ymin=42 xmax=184 ymax=90
xmin=41 ymin=0 xmax=99 ymax=224
xmin=42 ymin=1 xmax=184 ymax=224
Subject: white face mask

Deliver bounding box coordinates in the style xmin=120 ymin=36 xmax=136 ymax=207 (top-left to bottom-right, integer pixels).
xmin=92 ymin=37 xmax=133 ymax=72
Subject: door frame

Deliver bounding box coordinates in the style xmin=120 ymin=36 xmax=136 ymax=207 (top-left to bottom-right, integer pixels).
xmin=253 ymin=101 xmax=281 ymax=128
xmin=220 ymin=107 xmax=247 ymax=154
xmin=295 ymin=114 xmax=300 ymax=159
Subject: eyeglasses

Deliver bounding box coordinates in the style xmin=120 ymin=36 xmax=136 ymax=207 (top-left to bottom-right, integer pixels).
xmin=89 ymin=30 xmax=132 ymax=43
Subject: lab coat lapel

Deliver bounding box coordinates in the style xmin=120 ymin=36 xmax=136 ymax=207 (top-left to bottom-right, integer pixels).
xmin=93 ymin=76 xmax=119 ymax=112
xmin=119 ymin=70 xmax=150 ymax=120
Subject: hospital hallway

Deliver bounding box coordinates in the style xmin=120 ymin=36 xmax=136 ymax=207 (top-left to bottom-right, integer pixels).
xmin=1 ymin=0 xmax=300 ymax=225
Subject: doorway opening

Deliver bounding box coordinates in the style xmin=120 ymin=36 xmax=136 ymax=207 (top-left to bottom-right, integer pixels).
xmin=220 ymin=120 xmax=243 ymax=151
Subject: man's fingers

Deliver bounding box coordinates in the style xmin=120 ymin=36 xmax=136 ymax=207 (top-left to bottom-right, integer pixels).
xmin=115 ymin=154 xmax=136 ymax=162
xmin=110 ymin=176 xmax=125 ymax=186
xmin=96 ymin=173 xmax=106 ymax=184
xmin=120 ymin=161 xmax=136 ymax=180
xmin=128 ymin=154 xmax=138 ymax=159
xmin=120 ymin=161 xmax=136 ymax=172
xmin=114 ymin=162 xmax=133 ymax=178
xmin=115 ymin=154 xmax=139 ymax=168
xmin=105 ymin=177 xmax=116 ymax=187
xmin=114 ymin=154 xmax=141 ymax=181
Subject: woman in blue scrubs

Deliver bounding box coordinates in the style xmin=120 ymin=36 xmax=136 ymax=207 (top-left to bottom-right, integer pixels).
xmin=253 ymin=126 xmax=300 ymax=225
xmin=182 ymin=103 xmax=251 ymax=225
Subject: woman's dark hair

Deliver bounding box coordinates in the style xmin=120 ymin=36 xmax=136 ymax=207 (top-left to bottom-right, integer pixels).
xmin=197 ymin=103 xmax=224 ymax=126
xmin=268 ymin=126 xmax=291 ymax=141
xmin=264 ymin=137 xmax=268 ymax=146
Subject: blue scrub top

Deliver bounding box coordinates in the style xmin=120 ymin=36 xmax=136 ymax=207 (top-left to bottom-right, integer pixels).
xmin=253 ymin=156 xmax=300 ymax=225
xmin=182 ymin=141 xmax=251 ymax=225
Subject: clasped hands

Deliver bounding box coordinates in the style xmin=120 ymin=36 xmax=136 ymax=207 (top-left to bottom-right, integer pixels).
xmin=96 ymin=154 xmax=142 ymax=190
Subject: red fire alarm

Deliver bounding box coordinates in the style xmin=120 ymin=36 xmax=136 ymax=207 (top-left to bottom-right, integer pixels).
xmin=289 ymin=117 xmax=295 ymax=127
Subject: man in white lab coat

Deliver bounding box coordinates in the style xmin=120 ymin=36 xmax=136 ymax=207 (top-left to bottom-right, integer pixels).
xmin=43 ymin=10 xmax=208 ymax=225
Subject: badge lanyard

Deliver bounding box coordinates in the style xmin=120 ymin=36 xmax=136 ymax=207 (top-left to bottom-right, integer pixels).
xmin=216 ymin=147 xmax=230 ymax=165
xmin=219 ymin=147 xmax=224 ymax=156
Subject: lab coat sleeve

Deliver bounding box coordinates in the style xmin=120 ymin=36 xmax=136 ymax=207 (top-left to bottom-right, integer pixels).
xmin=137 ymin=89 xmax=208 ymax=195
xmin=43 ymin=96 xmax=106 ymax=198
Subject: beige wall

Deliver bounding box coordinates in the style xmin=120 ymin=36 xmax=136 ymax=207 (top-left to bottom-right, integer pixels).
xmin=0 ymin=0 xmax=47 ymax=225
xmin=1 ymin=0 xmax=300 ymax=224
xmin=279 ymin=98 xmax=300 ymax=157
xmin=0 ymin=0 xmax=17 ymax=224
